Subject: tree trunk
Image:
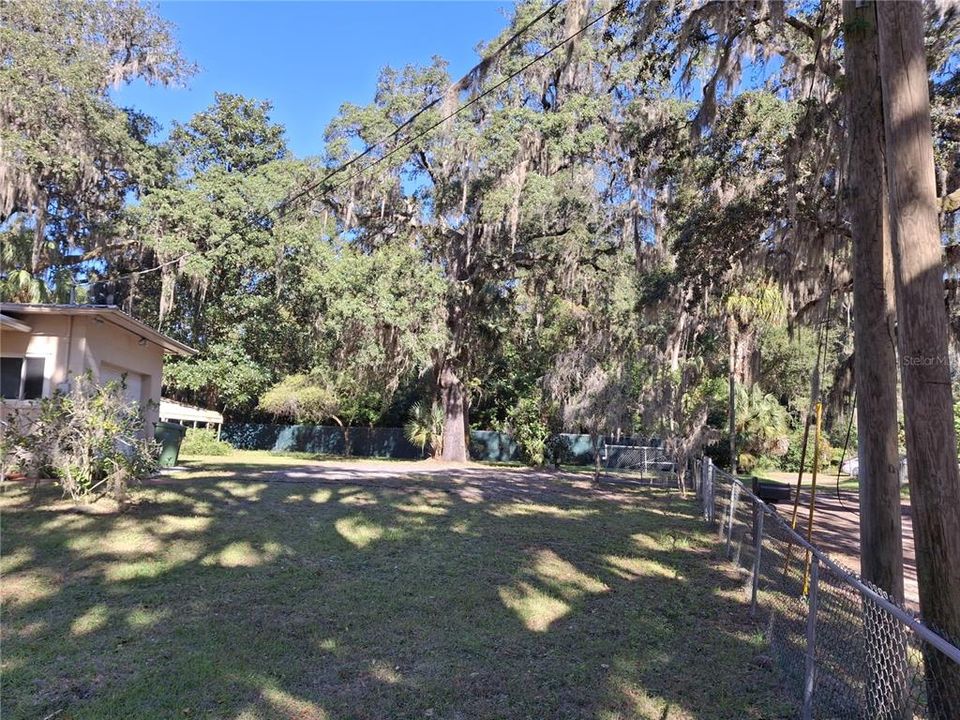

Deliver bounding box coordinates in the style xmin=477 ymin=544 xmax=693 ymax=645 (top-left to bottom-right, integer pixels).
xmin=843 ymin=0 xmax=905 ymax=603
xmin=592 ymin=432 xmax=602 ymax=483
xmin=331 ymin=415 xmax=351 ymax=457
xmin=439 ymin=361 xmax=469 ymax=462
xmin=735 ymin=328 xmax=759 ymax=388
xmin=877 ymin=3 xmax=960 ymax=715
xmin=842 ymin=4 xmax=907 ymax=715
xmin=728 ymin=317 xmax=737 ymax=473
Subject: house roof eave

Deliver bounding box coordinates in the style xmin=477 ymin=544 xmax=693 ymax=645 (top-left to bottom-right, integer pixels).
xmin=0 ymin=303 xmax=197 ymax=356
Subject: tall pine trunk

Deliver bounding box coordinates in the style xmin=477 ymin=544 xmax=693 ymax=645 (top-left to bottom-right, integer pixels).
xmin=842 ymin=0 xmax=905 ymax=604
xmin=877 ymin=3 xmax=960 ymax=715
xmin=842 ymin=3 xmax=906 ymax=715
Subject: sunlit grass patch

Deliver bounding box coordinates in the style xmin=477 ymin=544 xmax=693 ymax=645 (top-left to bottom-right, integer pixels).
xmin=394 ymin=501 xmax=449 ymax=515
xmin=0 ymin=546 xmax=33 ymax=574
xmin=334 ymin=515 xmax=384 ymax=548
xmin=338 ymin=490 xmax=378 ymax=506
xmin=490 ymin=502 xmax=600 ymax=518
xmin=1 ymin=572 xmax=57 ymax=607
xmin=150 ymin=515 xmax=212 ymax=535
xmin=103 ymin=540 xmax=204 ymax=581
xmin=202 ymin=540 xmax=282 ymax=568
xmin=533 ymin=549 xmax=609 ymax=595
xmin=216 ymin=481 xmax=269 ymax=500
xmin=316 ymin=637 xmax=338 ymax=653
xmin=368 ymin=659 xmax=403 ymax=684
xmin=605 ymin=674 xmax=675 ymax=720
xmin=40 ymin=513 xmax=97 ymax=532
xmin=449 ymin=519 xmax=475 ymax=534
xmin=498 ymin=581 xmax=571 ymax=632
xmin=604 ymin=554 xmax=677 ymax=581
xmin=310 ymin=488 xmax=333 ymax=503
xmin=233 ymin=682 xmax=331 ymax=720
xmin=12 ymin=621 xmax=45 ymax=639
xmin=261 ymin=686 xmax=329 ymax=720
xmin=126 ymin=606 xmax=169 ymax=629
xmin=631 ymin=532 xmax=662 ymax=551
xmin=68 ymin=522 xmax=163 ymax=557
xmin=71 ymin=605 xmax=109 ymax=636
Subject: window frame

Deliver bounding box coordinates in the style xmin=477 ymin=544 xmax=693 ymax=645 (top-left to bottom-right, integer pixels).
xmin=0 ymin=354 xmax=49 ymax=401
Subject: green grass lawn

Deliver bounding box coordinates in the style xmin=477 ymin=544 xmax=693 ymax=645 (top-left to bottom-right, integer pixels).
xmin=2 ymin=454 xmax=791 ymax=719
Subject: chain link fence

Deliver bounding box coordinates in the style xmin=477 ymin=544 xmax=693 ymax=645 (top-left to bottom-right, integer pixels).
xmin=600 ymin=444 xmax=677 ymax=487
xmin=691 ymin=457 xmax=960 ymax=720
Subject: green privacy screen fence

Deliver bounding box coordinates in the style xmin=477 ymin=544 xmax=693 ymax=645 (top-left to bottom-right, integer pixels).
xmin=221 ymin=424 xmax=599 ymax=464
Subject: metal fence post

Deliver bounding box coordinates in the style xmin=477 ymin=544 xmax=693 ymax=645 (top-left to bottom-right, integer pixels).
xmin=701 ymin=457 xmax=712 ymax=522
xmin=725 ymin=480 xmax=740 ymax=556
xmin=707 ymin=458 xmax=717 ymax=525
xmin=801 ymin=559 xmax=820 ymax=720
xmin=750 ymin=503 xmax=764 ymax=617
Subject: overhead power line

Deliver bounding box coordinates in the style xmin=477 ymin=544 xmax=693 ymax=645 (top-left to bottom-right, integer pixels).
xmin=72 ymin=0 xmax=619 ymax=289
xmin=322 ymin=1 xmax=624 ymax=197
xmin=271 ymin=0 xmax=566 ymax=216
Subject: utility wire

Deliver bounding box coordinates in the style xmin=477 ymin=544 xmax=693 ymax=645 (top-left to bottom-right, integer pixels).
xmin=271 ymin=0 xmax=566 ymax=216
xmin=319 ymin=1 xmax=624 ymax=197
xmin=71 ymin=0 xmax=577 ymax=289
xmin=834 ymin=387 xmax=856 ymax=510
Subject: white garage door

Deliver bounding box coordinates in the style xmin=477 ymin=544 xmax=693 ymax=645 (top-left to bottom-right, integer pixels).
xmin=100 ymin=364 xmax=144 ymax=406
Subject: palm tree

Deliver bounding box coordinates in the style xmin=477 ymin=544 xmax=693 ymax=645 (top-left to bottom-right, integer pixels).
xmin=725 ymin=280 xmax=785 ymax=472
xmin=733 ymin=384 xmax=790 ymax=468
xmin=404 ymin=402 xmax=444 ymax=459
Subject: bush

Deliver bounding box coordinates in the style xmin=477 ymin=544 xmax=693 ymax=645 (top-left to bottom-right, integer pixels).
xmin=180 ymin=427 xmax=234 ymax=456
xmin=738 ymin=452 xmax=759 ymax=473
xmin=780 ymin=428 xmax=832 ymax=473
xmin=750 ymin=453 xmax=781 ymax=474
xmin=4 ymin=372 xmax=158 ymax=502
xmin=545 ymin=433 xmax=573 ymax=468
xmin=507 ymin=396 xmax=551 ymax=466
xmin=703 ymin=439 xmax=731 ymax=471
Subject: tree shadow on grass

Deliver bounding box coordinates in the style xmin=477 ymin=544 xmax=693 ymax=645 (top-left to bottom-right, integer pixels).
xmin=1 ymin=461 xmax=793 ymax=720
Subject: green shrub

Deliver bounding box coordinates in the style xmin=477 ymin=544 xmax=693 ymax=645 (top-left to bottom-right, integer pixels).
xmin=780 ymin=428 xmax=832 ymax=473
xmin=180 ymin=428 xmax=234 ymax=456
xmin=751 ymin=453 xmax=781 ymax=474
xmin=738 ymin=452 xmax=759 ymax=473
xmin=508 ymin=396 xmax=551 ymax=466
xmin=4 ymin=372 xmax=158 ymax=502
xmin=545 ymin=433 xmax=573 ymax=468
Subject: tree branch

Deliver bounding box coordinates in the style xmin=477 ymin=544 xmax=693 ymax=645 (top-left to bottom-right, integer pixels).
xmin=941 ymin=186 xmax=960 ymax=214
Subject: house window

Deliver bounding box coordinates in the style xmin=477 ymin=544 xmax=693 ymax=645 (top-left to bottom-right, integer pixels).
xmin=0 ymin=357 xmax=45 ymax=400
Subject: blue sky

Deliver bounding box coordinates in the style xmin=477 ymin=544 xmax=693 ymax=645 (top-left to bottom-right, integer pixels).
xmin=113 ymin=1 xmax=513 ymax=158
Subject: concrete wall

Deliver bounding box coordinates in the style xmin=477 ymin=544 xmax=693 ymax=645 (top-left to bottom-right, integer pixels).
xmin=1 ymin=314 xmax=165 ymax=433
xmin=1 ymin=315 xmax=71 ymax=428
xmin=83 ymin=317 xmax=164 ymax=430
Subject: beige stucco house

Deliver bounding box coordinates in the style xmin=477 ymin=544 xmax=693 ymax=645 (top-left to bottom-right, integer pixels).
xmin=0 ymin=303 xmax=195 ymax=432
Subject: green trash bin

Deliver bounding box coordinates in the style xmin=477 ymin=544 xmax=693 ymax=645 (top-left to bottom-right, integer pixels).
xmin=155 ymin=421 xmax=187 ymax=467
